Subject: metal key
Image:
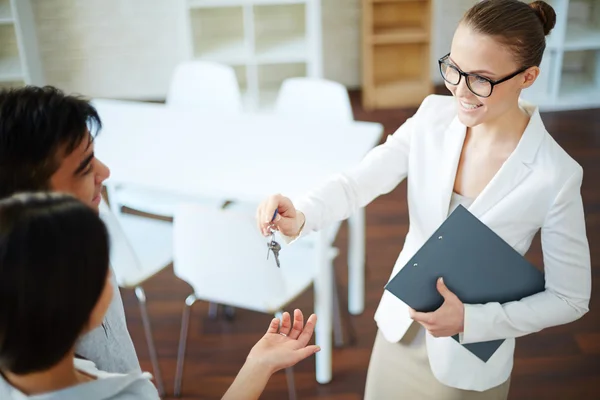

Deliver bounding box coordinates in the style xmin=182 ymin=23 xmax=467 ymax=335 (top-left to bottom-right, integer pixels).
xmin=266 ymin=209 xmax=281 ymax=267
xmin=268 ymin=239 xmax=281 ymax=268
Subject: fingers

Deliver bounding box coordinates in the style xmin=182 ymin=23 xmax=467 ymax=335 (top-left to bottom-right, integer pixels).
xmin=264 ymin=195 xmax=281 ymax=223
xmin=292 ymin=345 xmax=321 ymax=363
xmin=266 ymin=318 xmax=280 ymax=334
xmin=279 ymin=312 xmax=292 ymax=336
xmin=409 ymin=308 xmax=434 ymax=326
xmin=257 ymin=195 xmax=282 ymax=236
xmin=288 ymin=309 xmax=304 ymax=340
xmin=436 ymin=277 xmax=452 ymax=299
xmin=297 ymin=314 xmax=317 ymax=346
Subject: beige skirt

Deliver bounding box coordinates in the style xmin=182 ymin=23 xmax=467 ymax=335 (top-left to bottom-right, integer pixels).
xmin=364 ymin=322 xmax=511 ymax=400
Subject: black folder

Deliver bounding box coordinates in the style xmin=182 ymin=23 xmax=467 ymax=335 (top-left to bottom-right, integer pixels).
xmin=384 ymin=205 xmax=545 ymax=362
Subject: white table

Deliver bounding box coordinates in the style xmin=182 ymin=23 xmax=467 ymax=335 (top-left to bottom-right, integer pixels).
xmin=92 ymin=99 xmax=383 ymax=383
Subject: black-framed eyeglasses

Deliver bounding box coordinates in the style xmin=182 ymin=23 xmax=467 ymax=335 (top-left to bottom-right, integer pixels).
xmin=438 ymin=53 xmax=529 ymax=98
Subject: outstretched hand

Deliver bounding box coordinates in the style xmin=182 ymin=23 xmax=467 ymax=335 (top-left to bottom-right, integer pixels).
xmin=247 ymin=309 xmax=320 ymax=374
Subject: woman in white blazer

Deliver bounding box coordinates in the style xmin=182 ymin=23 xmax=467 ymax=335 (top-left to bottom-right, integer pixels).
xmin=257 ymin=0 xmax=591 ymax=399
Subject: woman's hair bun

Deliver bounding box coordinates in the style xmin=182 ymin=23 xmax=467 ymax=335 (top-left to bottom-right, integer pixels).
xmin=530 ymin=1 xmax=557 ymax=36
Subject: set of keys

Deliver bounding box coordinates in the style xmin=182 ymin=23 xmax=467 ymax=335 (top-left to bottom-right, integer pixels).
xmin=266 ymin=209 xmax=281 ymax=268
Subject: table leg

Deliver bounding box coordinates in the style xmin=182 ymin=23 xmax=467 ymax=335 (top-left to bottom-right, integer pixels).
xmin=314 ymin=229 xmax=332 ymax=384
xmin=348 ymin=208 xmax=365 ymax=315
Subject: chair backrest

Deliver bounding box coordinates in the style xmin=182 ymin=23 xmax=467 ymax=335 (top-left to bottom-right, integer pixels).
xmin=99 ymin=199 xmax=143 ymax=287
xmin=166 ymin=61 xmax=243 ymax=114
xmin=275 ymin=77 xmax=354 ymax=121
xmin=172 ymin=203 xmax=292 ymax=312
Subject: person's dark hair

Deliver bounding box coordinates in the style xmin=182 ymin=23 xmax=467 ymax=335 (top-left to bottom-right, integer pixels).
xmin=0 ymin=192 xmax=110 ymax=375
xmin=462 ymin=0 xmax=557 ymax=68
xmin=0 ymin=86 xmax=102 ymax=199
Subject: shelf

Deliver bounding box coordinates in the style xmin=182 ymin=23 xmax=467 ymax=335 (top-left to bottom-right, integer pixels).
xmin=0 ymin=55 xmax=23 ymax=82
xmin=0 ymin=80 xmax=24 ymax=90
xmin=372 ymin=0 xmax=429 ymax=40
xmin=189 ymin=6 xmax=249 ymax=64
xmin=532 ymin=48 xmax=600 ymax=111
xmin=371 ymin=0 xmax=429 ymax=2
xmin=565 ymin=24 xmax=600 ymax=50
xmin=255 ymin=35 xmax=307 ymax=63
xmin=254 ymin=3 xmax=306 ymax=63
xmin=0 ymin=0 xmax=12 ymax=24
xmin=560 ymin=48 xmax=600 ymax=94
xmin=194 ymin=39 xmax=250 ymax=64
xmin=183 ymin=0 xmax=321 ymax=111
xmin=188 ymin=0 xmax=307 ymax=8
xmin=371 ymin=27 xmax=428 ymax=44
xmin=372 ymin=79 xmax=431 ymax=108
xmin=373 ymin=42 xmax=427 ymax=84
xmin=0 ymin=24 xmax=22 ymax=82
xmin=257 ymin=62 xmax=306 ymax=109
xmin=371 ymin=42 xmax=431 ymax=108
xmin=521 ymin=49 xmax=558 ymax=104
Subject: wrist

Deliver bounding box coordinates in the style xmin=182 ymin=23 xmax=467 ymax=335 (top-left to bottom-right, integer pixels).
xmin=295 ymin=212 xmax=306 ymax=237
xmin=244 ymin=356 xmax=277 ymax=378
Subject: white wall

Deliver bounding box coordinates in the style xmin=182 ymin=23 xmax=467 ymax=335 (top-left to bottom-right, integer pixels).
xmin=32 ymin=0 xmax=188 ymax=100
xmin=31 ymin=0 xmax=477 ymax=100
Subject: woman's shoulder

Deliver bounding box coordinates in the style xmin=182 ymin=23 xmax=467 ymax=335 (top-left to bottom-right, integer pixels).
xmin=412 ymin=94 xmax=458 ymax=126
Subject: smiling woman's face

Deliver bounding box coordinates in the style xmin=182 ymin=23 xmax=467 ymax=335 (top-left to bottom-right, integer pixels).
xmin=444 ymin=23 xmax=539 ymax=128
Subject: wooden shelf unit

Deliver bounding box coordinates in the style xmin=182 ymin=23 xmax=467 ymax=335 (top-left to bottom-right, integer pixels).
xmin=362 ymin=0 xmax=433 ymax=109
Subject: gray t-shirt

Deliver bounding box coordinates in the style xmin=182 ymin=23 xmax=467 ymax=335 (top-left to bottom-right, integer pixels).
xmin=75 ymin=269 xmax=141 ymax=374
xmin=0 ymin=359 xmax=158 ymax=400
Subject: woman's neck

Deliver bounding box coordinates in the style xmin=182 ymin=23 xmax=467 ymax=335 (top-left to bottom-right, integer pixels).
xmin=469 ymin=102 xmax=530 ymax=146
xmin=1 ymin=350 xmax=94 ymax=395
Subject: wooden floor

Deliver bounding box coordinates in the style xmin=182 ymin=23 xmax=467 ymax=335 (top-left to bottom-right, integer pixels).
xmin=121 ymin=90 xmax=600 ymax=399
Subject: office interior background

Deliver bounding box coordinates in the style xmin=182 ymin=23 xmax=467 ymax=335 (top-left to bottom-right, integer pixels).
xmin=2 ymin=0 xmax=599 ymax=398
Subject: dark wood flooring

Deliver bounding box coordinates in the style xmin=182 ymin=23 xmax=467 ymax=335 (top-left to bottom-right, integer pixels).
xmin=120 ymin=89 xmax=600 ymax=399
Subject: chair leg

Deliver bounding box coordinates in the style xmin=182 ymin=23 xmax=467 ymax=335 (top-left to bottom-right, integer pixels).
xmin=174 ymin=294 xmax=197 ymax=397
xmin=285 ymin=366 xmax=297 ymax=400
xmin=207 ymin=303 xmax=236 ymax=320
xmin=332 ymin=263 xmax=357 ymax=348
xmin=224 ymin=305 xmax=236 ymax=320
xmin=208 ymin=302 xmax=218 ymax=319
xmin=135 ymin=286 xmax=164 ymax=397
xmin=332 ymin=275 xmax=345 ymax=348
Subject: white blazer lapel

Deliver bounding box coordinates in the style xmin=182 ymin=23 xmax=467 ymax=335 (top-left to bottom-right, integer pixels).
xmin=468 ymin=104 xmax=545 ymax=219
xmin=437 ymin=116 xmax=466 ymax=224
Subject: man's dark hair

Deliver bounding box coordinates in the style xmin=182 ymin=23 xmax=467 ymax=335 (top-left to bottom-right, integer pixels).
xmin=0 ymin=192 xmax=110 ymax=374
xmin=0 ymin=85 xmax=102 ymax=199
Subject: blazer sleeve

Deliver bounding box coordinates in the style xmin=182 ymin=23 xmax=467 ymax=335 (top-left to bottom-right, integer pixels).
xmin=460 ymin=167 xmax=591 ymax=344
xmin=283 ymin=102 xmax=422 ymax=243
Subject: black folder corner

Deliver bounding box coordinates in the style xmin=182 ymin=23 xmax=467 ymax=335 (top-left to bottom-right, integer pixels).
xmin=384 ymin=205 xmax=545 ymax=362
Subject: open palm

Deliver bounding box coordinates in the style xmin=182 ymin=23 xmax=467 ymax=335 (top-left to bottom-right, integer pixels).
xmin=247 ymin=309 xmax=319 ymax=374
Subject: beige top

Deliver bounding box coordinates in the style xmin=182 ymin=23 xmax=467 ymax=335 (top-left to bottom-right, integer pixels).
xmin=449 ymin=191 xmax=475 ymax=215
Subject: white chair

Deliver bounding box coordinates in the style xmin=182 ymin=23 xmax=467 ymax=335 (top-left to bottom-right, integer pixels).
xmin=171 ymin=203 xmax=341 ymax=399
xmin=166 ymin=60 xmax=243 ymax=115
xmin=99 ymin=200 xmax=173 ymax=397
xmin=274 ymin=77 xmax=354 ymax=122
xmin=270 ymin=77 xmax=355 ymax=243
xmin=102 ymin=60 xmax=242 ymax=219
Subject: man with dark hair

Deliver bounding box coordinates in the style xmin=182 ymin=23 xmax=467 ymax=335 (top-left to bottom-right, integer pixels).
xmin=0 ymin=85 xmax=140 ymax=374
